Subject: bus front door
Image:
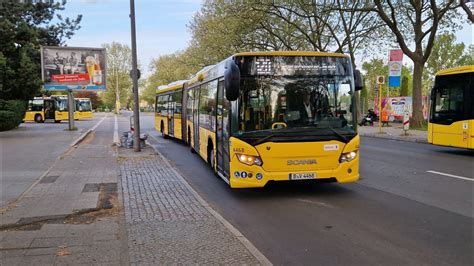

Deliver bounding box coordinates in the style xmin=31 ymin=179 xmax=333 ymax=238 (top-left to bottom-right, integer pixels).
xmin=168 ymin=96 xmax=174 ymax=137
xmin=193 ymin=87 xmax=200 ymax=151
xmin=44 ymin=100 xmax=56 ymax=120
xmin=216 ymin=81 xmax=230 ymax=178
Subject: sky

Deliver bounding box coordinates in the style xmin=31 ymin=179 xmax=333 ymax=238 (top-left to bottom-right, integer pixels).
xmin=59 ymin=0 xmax=472 ymax=77
xmin=59 ymin=0 xmax=202 ymax=76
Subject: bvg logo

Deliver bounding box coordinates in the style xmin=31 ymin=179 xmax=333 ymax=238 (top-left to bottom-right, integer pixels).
xmin=287 ymin=159 xmax=317 ymax=165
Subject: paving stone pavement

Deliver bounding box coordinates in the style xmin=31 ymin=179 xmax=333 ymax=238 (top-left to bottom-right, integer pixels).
xmin=0 ymin=126 xmax=127 ymax=265
xmin=358 ymin=122 xmax=427 ymax=143
xmin=119 ymin=146 xmax=266 ymax=265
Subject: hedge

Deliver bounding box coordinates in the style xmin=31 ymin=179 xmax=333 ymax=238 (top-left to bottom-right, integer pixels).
xmin=0 ymin=99 xmax=27 ymax=131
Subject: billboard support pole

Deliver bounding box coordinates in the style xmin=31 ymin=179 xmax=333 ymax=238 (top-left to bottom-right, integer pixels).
xmin=130 ymin=0 xmax=140 ymax=152
xmin=67 ymin=89 xmax=75 ymax=130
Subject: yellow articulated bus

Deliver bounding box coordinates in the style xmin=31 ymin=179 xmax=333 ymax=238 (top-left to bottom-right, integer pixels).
xmin=24 ymin=97 xmax=63 ymax=123
xmin=51 ymin=95 xmax=79 ymax=120
xmin=155 ymin=81 xmax=186 ymax=140
xmin=428 ymin=65 xmax=474 ymax=149
xmin=75 ymin=98 xmax=93 ymax=119
xmin=156 ymin=51 xmax=364 ymax=188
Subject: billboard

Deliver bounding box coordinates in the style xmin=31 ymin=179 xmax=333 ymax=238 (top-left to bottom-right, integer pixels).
xmin=41 ymin=46 xmax=106 ymax=90
xmin=374 ymin=96 xmax=429 ymax=121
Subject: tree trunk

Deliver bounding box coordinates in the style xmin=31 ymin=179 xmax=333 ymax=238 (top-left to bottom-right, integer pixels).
xmin=411 ymin=59 xmax=425 ymax=127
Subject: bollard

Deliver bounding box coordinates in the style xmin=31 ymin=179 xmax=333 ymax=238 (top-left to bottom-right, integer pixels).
xmin=403 ymin=109 xmax=410 ymax=135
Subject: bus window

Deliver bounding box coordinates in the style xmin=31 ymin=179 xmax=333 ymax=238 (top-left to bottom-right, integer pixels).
xmin=186 ymin=88 xmax=194 ymax=121
xmin=432 ymin=86 xmax=464 ymax=123
xmin=174 ymin=90 xmax=183 ymax=114
xmin=199 ymin=80 xmax=218 ymax=131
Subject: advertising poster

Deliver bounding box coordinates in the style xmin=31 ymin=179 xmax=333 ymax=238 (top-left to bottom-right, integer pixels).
xmin=374 ymin=96 xmax=429 ymax=121
xmin=41 ymin=46 xmax=106 ymax=90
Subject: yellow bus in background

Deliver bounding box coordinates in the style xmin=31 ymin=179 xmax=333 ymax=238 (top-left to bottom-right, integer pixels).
xmin=156 ymin=51 xmax=364 ymax=188
xmin=428 ymin=65 xmax=474 ymax=149
xmin=76 ymin=98 xmax=93 ymax=119
xmin=24 ymin=97 xmax=63 ymax=123
xmin=155 ymin=81 xmax=186 ymax=140
xmin=51 ymin=95 xmax=79 ymax=120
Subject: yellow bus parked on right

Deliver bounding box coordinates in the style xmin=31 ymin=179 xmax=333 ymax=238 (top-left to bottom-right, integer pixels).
xmin=428 ymin=65 xmax=474 ymax=149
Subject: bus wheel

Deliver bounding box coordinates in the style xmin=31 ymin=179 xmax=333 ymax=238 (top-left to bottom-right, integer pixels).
xmin=34 ymin=114 xmax=43 ymax=123
xmin=54 ymin=120 xmax=61 ymax=123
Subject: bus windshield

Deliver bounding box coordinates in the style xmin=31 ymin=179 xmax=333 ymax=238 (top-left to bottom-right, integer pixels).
xmin=236 ymin=76 xmax=354 ymax=136
xmin=77 ymin=100 xmax=92 ymax=111
xmin=431 ymin=72 xmax=473 ymax=124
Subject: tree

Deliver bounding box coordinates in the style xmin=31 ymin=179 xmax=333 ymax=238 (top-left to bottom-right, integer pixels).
xmin=101 ymin=42 xmax=133 ymax=112
xmin=423 ymin=33 xmax=466 ymax=93
xmin=460 ymin=0 xmax=474 ymax=22
xmin=0 ymin=1 xmax=81 ymax=101
xmin=74 ymin=91 xmax=102 ymax=110
xmin=400 ymin=76 xmax=409 ymax=96
xmin=371 ymin=0 xmax=461 ymax=126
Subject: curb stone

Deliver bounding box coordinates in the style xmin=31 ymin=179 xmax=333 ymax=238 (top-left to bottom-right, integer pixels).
xmin=359 ymin=133 xmax=428 ymax=144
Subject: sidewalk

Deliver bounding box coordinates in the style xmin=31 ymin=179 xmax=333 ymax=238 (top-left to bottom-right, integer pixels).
xmin=119 ymin=144 xmax=269 ymax=265
xmin=0 ymin=126 xmax=126 ymax=264
xmin=358 ymin=122 xmax=428 ymax=143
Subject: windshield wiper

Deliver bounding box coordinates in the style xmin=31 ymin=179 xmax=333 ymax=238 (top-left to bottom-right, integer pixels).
xmin=251 ymin=133 xmax=277 ymax=146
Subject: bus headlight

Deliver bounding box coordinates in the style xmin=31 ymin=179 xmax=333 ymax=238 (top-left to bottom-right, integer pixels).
xmin=236 ymin=154 xmax=263 ymax=166
xmin=339 ymin=151 xmax=358 ymax=163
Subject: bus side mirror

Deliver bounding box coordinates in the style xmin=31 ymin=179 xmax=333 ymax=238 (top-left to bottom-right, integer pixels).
xmin=225 ymin=60 xmax=240 ymax=101
xmin=354 ymin=69 xmax=363 ymax=91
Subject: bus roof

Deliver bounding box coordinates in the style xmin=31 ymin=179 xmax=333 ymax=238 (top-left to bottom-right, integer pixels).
xmin=233 ymin=51 xmax=349 ymax=58
xmin=436 ymin=65 xmax=474 ymax=76
xmin=156 ymin=80 xmax=187 ymax=94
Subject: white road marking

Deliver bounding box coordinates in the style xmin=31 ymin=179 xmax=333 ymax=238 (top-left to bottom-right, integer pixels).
xmin=296 ymin=199 xmax=336 ymax=209
xmin=426 ymin=170 xmax=473 ymax=182
xmin=113 ymin=115 xmax=119 ymax=146
xmin=91 ymin=113 xmax=108 ymax=131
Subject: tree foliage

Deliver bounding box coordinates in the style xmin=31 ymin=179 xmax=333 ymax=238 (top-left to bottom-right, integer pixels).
xmin=100 ymin=42 xmax=133 ymax=110
xmin=0 ymin=0 xmax=81 ymax=101
xmin=370 ymin=0 xmax=461 ymax=126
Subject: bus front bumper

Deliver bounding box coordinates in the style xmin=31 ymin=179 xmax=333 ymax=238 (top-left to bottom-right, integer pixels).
xmin=229 ymin=159 xmax=359 ymax=188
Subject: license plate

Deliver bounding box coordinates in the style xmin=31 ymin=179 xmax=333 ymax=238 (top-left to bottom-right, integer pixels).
xmin=289 ymin=173 xmax=315 ymax=180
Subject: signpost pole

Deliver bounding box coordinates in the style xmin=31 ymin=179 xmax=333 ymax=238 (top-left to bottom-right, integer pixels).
xmin=67 ymin=90 xmax=75 ymax=130
xmin=130 ymin=0 xmax=140 ymax=152
xmin=378 ymin=83 xmax=382 ymax=133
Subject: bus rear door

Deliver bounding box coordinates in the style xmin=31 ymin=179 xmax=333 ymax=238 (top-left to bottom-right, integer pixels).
xmin=216 ymin=80 xmax=230 ymax=178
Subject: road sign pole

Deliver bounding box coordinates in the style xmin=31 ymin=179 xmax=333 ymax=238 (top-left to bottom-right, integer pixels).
xmin=67 ymin=90 xmax=75 ymax=131
xmin=378 ymin=83 xmax=382 ymax=133
xmin=130 ymin=0 xmax=140 ymax=152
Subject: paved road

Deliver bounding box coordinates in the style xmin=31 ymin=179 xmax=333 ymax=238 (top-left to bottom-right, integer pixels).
xmin=133 ymin=113 xmax=473 ymax=265
xmin=0 ymin=114 xmax=108 ymax=208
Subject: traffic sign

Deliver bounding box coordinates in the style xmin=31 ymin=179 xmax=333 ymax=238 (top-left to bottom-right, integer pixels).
xmin=376 ymin=76 xmax=385 ymax=85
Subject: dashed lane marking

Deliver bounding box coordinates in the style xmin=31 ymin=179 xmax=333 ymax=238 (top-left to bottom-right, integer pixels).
xmin=426 ymin=170 xmax=473 ymax=182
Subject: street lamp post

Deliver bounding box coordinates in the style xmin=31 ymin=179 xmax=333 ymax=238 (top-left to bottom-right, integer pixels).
xmin=129 ymin=0 xmax=140 ymax=152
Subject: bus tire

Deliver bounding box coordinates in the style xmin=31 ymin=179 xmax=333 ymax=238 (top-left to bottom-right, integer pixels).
xmin=207 ymin=141 xmax=215 ymax=171
xmin=54 ymin=120 xmax=61 ymax=123
xmin=34 ymin=114 xmax=43 ymax=123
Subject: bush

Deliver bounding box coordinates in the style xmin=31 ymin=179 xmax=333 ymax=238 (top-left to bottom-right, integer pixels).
xmin=0 ymin=110 xmax=20 ymax=131
xmin=0 ymin=99 xmax=27 ymax=131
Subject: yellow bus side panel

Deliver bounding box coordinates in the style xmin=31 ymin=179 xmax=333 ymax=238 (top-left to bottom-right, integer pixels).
xmin=59 ymin=111 xmax=79 ymax=120
xmin=173 ymin=117 xmax=182 ymax=140
xmin=155 ymin=114 xmax=168 ymax=135
xmin=24 ymin=111 xmax=43 ymax=122
xmin=79 ymin=111 xmax=93 ymax=119
xmin=429 ymin=121 xmax=471 ymax=149
xmin=228 ymin=136 xmax=360 ymax=188
xmin=198 ymin=127 xmax=216 ymax=163
xmin=469 ymin=120 xmax=474 ymax=149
